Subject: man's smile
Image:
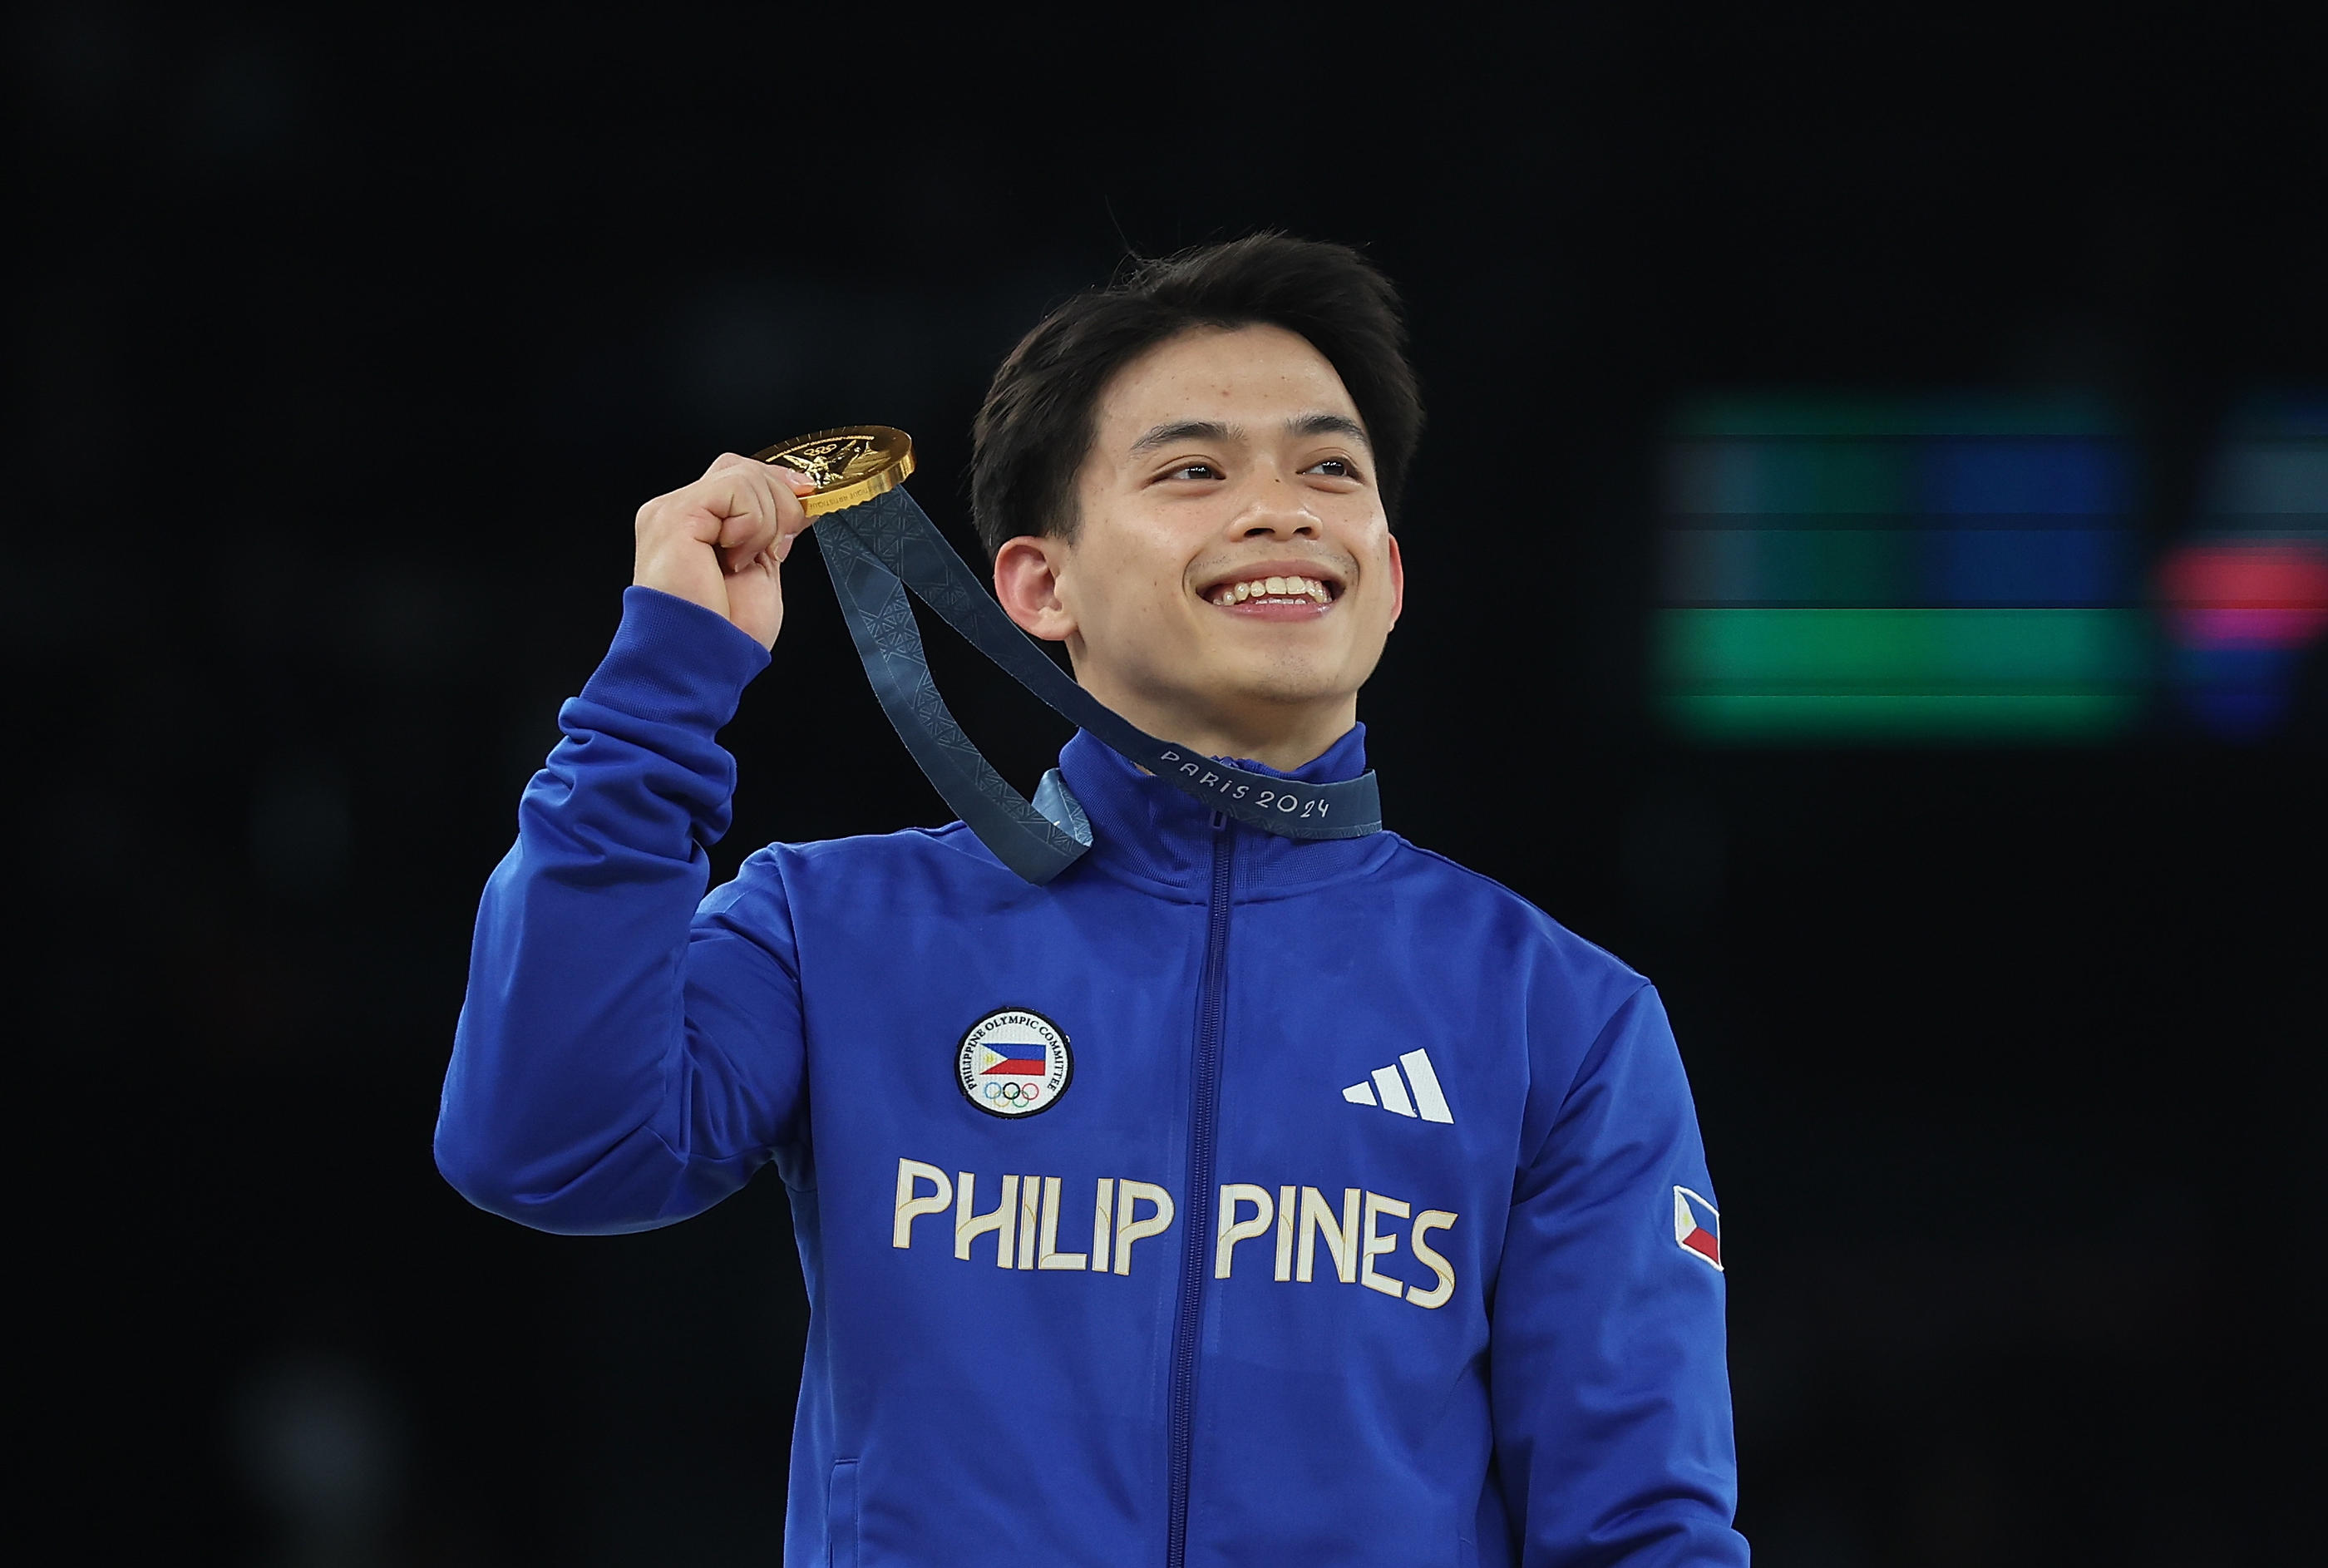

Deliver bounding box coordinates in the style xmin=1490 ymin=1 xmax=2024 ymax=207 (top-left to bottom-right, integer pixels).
xmin=1196 ymin=558 xmax=1347 ymax=617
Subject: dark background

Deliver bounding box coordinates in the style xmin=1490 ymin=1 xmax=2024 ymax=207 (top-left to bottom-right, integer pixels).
xmin=19 ymin=5 xmax=2323 ymax=1564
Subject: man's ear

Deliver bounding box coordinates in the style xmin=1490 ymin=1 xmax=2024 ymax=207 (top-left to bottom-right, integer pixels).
xmin=1384 ymin=532 xmax=1406 ymax=632
xmin=993 ymin=534 xmax=1078 ymax=643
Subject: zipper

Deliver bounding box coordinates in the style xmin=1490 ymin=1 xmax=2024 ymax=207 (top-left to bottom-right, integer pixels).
xmin=1168 ymin=811 xmax=1234 ymax=1568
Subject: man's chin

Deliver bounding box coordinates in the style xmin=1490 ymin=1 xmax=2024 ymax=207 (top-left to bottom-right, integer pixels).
xmin=1105 ymin=650 xmax=1366 ymax=745
xmin=1199 ymin=663 xmax=1359 ymax=715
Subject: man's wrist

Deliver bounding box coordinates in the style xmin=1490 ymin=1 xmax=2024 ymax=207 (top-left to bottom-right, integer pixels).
xmin=579 ymin=585 xmax=774 ymax=735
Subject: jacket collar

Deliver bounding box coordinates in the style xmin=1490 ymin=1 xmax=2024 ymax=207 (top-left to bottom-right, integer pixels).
xmin=1053 ymin=723 xmax=1396 ymax=900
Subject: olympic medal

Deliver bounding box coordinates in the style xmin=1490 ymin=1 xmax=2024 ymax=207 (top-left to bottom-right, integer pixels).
xmin=752 ymin=425 xmax=915 ymax=516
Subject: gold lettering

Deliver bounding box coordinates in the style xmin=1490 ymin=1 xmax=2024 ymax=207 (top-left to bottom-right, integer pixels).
xmin=1214 ymin=1185 xmax=1274 ymax=1279
xmin=1017 ymin=1176 xmax=1040 ymax=1270
xmin=892 ymin=1158 xmax=952 ymax=1250
xmin=1092 ymin=1178 xmax=1114 ymax=1273
xmin=1038 ymin=1175 xmax=1089 ymax=1270
xmin=1408 ymin=1210 xmax=1458 ymax=1309
xmin=955 ymin=1171 xmax=1018 ymax=1266
xmin=1274 ymin=1184 xmax=1296 ymax=1280
xmin=1360 ymin=1192 xmax=1410 ymax=1299
xmin=1298 ymin=1186 xmax=1361 ymax=1283
xmin=1113 ymin=1181 xmax=1175 ymax=1275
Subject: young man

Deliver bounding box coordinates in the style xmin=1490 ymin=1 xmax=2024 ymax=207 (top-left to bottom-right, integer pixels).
xmin=437 ymin=235 xmax=1747 ymax=1566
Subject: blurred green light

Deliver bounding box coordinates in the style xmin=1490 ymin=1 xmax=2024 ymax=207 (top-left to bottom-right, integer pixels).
xmin=1664 ymin=692 xmax=2142 ymax=739
xmin=1657 ymin=608 xmax=2148 ymax=742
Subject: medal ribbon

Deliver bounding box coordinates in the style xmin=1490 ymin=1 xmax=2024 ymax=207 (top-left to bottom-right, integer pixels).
xmin=815 ymin=486 xmax=1383 ymax=884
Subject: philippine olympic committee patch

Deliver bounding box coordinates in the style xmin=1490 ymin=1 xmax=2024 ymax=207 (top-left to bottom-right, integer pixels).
xmin=957 ymin=1007 xmax=1073 ymax=1118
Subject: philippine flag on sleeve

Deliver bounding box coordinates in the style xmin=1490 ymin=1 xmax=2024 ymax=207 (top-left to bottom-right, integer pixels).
xmin=1672 ymin=1186 xmax=1722 ymax=1271
xmin=979 ymin=1039 xmax=1048 ymax=1077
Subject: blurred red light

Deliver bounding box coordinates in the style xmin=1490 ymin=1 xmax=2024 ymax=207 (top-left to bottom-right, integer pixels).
xmin=2156 ymin=543 xmax=2328 ymax=648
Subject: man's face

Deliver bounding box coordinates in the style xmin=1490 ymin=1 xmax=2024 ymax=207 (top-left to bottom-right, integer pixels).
xmin=1023 ymin=323 xmax=1403 ymax=737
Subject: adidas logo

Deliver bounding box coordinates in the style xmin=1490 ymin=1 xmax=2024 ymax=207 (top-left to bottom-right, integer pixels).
xmin=1341 ymin=1050 xmax=1454 ymax=1124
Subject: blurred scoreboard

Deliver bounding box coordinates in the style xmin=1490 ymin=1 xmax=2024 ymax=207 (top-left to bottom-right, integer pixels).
xmin=1655 ymin=397 xmax=2145 ymax=741
xmin=1655 ymin=394 xmax=2328 ymax=742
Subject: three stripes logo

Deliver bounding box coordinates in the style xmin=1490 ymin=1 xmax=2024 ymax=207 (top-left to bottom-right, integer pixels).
xmin=1340 ymin=1050 xmax=1454 ymax=1124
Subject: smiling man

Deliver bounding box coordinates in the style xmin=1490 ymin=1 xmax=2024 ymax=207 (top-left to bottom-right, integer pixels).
xmin=436 ymin=235 xmax=1748 ymax=1566
xmin=987 ymin=324 xmax=1396 ymax=773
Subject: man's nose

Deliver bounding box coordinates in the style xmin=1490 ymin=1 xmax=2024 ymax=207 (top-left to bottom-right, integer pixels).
xmin=1232 ymin=482 xmax=1321 ymax=539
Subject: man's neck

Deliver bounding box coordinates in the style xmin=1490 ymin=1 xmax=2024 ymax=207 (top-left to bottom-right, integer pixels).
xmin=1078 ymin=675 xmax=1358 ymax=773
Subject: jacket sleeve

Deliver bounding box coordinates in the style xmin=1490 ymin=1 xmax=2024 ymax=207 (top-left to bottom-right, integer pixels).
xmin=1492 ymin=983 xmax=1748 ymax=1566
xmin=433 ymin=587 xmax=806 ymax=1235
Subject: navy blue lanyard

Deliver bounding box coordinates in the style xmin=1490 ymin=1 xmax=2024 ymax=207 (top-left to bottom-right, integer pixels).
xmin=815 ymin=486 xmax=1383 ymax=884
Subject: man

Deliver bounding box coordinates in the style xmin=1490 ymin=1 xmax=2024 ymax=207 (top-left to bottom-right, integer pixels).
xmin=437 ymin=234 xmax=1747 ymax=1566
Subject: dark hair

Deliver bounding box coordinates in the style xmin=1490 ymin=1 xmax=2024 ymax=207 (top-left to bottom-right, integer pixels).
xmin=969 ymin=234 xmax=1423 ymax=557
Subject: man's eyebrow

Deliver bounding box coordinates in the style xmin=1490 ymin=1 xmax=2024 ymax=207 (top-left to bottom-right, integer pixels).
xmin=1287 ymin=412 xmax=1372 ymax=448
xmin=1129 ymin=419 xmax=1239 ymax=454
xmin=1129 ymin=413 xmax=1372 ymax=454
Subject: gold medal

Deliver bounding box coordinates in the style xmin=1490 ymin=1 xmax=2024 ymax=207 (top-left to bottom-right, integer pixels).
xmin=751 ymin=425 xmax=915 ymax=516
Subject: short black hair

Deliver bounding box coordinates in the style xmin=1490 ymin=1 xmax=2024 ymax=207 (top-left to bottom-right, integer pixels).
xmin=969 ymin=234 xmax=1423 ymax=557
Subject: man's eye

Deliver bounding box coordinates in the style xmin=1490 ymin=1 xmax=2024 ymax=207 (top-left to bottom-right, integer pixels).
xmin=1163 ymin=462 xmax=1221 ymax=481
xmin=1307 ymin=457 xmax=1357 ymax=479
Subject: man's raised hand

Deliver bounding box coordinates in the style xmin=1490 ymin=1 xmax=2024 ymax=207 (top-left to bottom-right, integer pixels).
xmin=632 ymin=455 xmax=820 ymax=650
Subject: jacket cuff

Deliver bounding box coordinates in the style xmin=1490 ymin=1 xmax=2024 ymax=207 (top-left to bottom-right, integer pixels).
xmin=579 ymin=586 xmax=773 ymax=733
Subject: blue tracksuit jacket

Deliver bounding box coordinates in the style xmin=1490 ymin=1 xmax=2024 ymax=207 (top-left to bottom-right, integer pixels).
xmin=436 ymin=587 xmax=1747 ymax=1566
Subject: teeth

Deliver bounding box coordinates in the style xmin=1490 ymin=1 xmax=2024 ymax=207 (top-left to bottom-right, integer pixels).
xmin=1210 ymin=576 xmax=1335 ymax=605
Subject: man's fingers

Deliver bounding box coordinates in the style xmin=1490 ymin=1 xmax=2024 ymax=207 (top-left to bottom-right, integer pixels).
xmin=764 ymin=466 xmax=821 ymax=563
xmin=639 ymin=456 xmax=823 ymax=576
xmin=673 ymin=461 xmax=790 ymax=572
xmin=629 ymin=457 xmax=812 ymax=646
xmin=704 ymin=451 xmax=818 ymax=496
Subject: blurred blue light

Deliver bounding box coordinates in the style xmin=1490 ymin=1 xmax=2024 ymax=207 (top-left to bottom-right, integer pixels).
xmin=1925 ymin=528 xmax=2125 ymax=606
xmin=1920 ymin=441 xmax=2125 ymax=516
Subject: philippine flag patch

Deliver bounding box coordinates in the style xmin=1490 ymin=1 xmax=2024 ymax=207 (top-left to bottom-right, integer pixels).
xmin=956 ymin=1007 xmax=1073 ymax=1118
xmin=1672 ymin=1186 xmax=1723 ymax=1271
